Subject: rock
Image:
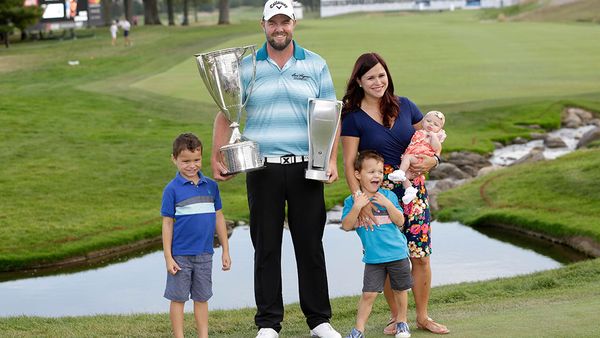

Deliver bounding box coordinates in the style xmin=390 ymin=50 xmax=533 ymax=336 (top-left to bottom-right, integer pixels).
xmin=446 ymin=151 xmax=492 ymax=177
xmin=562 ymin=107 xmax=582 ymax=128
xmin=432 ymin=178 xmax=458 ymax=192
xmin=576 ymin=127 xmax=600 ymax=149
xmin=477 ymin=165 xmax=502 ymax=177
xmin=511 ymin=147 xmax=545 ymax=166
xmin=493 ymin=141 xmax=504 ymax=149
xmin=544 ymin=135 xmax=567 ymax=148
xmin=590 ymin=118 xmax=600 ymax=127
xmin=572 ymin=107 xmax=593 ymax=122
xmin=429 ymin=163 xmax=471 ymax=180
xmin=513 ymin=136 xmax=528 ymax=144
xmin=530 ymin=132 xmax=546 ymax=140
xmin=427 ymin=178 xmax=459 ymax=213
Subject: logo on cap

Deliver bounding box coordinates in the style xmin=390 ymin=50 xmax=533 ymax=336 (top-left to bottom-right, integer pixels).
xmin=270 ymin=1 xmax=288 ymax=9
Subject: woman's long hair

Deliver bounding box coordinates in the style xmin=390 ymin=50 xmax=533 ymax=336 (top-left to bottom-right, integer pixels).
xmin=341 ymin=52 xmax=400 ymax=128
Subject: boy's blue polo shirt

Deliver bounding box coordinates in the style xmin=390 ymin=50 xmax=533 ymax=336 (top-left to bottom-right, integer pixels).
xmin=161 ymin=171 xmax=222 ymax=256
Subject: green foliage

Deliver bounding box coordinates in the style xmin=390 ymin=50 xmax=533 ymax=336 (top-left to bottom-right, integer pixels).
xmin=0 ymin=0 xmax=41 ymax=36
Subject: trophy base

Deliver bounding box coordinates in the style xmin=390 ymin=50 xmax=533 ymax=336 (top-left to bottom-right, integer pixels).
xmin=221 ymin=140 xmax=265 ymax=175
xmin=305 ymin=169 xmax=330 ymax=182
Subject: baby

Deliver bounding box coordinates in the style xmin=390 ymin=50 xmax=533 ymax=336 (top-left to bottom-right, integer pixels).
xmin=389 ymin=110 xmax=446 ymax=204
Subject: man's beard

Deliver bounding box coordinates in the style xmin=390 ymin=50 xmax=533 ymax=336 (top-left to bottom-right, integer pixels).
xmin=267 ymin=34 xmax=292 ymax=51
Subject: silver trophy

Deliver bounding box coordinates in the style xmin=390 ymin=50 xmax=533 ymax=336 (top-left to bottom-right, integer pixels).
xmin=305 ymin=98 xmax=342 ymax=182
xmin=194 ymin=45 xmax=264 ymax=174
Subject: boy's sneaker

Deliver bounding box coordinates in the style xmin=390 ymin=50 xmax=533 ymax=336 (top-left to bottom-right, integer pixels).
xmin=402 ymin=186 xmax=418 ymax=204
xmin=256 ymin=328 xmax=279 ymax=338
xmin=388 ymin=169 xmax=407 ymax=182
xmin=310 ymin=322 xmax=342 ymax=338
xmin=395 ymin=322 xmax=411 ymax=338
xmin=345 ymin=327 xmax=364 ymax=338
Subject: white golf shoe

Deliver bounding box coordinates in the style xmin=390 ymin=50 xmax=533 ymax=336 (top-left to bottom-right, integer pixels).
xmin=310 ymin=322 xmax=342 ymax=338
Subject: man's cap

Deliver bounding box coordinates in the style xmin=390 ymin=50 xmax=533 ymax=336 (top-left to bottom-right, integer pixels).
xmin=263 ymin=0 xmax=295 ymax=21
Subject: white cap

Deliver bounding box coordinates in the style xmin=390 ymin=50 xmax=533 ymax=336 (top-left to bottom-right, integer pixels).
xmin=263 ymin=0 xmax=295 ymax=21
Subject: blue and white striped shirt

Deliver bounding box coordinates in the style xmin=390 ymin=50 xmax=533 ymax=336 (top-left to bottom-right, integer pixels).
xmin=241 ymin=41 xmax=336 ymax=156
xmin=161 ymin=171 xmax=222 ymax=256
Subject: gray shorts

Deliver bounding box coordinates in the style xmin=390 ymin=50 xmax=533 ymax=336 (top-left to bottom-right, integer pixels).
xmin=363 ymin=258 xmax=412 ymax=293
xmin=164 ymin=253 xmax=213 ymax=302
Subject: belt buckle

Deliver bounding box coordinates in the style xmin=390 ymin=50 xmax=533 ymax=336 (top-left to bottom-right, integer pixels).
xmin=280 ymin=155 xmax=294 ymax=164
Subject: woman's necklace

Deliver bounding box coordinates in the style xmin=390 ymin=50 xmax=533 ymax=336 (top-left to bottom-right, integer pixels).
xmin=361 ymin=101 xmax=383 ymax=123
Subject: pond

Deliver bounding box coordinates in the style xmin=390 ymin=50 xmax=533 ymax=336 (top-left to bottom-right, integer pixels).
xmin=0 ymin=212 xmax=587 ymax=318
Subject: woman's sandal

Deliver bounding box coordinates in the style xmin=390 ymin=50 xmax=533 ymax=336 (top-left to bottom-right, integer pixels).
xmin=417 ymin=317 xmax=450 ymax=334
xmin=383 ymin=318 xmax=397 ymax=335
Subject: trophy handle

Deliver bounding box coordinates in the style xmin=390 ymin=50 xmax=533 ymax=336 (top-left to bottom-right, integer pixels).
xmin=195 ymin=54 xmax=226 ymax=115
xmin=236 ymin=45 xmax=257 ymax=122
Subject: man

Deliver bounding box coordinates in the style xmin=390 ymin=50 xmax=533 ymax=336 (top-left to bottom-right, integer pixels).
xmin=210 ymin=1 xmax=341 ymax=337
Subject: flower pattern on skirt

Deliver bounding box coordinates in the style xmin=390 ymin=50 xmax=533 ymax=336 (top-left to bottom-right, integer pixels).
xmin=383 ymin=164 xmax=432 ymax=257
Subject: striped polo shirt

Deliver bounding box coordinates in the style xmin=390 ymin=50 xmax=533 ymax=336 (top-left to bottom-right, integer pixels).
xmin=240 ymin=41 xmax=336 ymax=156
xmin=161 ymin=171 xmax=222 ymax=256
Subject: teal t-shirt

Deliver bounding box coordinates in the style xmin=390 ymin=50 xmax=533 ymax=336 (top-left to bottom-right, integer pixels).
xmin=341 ymin=188 xmax=409 ymax=264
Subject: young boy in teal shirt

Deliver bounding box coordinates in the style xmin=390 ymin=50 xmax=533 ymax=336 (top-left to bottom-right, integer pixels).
xmin=341 ymin=150 xmax=412 ymax=338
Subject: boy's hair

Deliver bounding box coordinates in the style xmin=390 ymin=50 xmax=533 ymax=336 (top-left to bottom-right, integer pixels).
xmin=354 ymin=150 xmax=384 ymax=171
xmin=172 ymin=133 xmax=203 ymax=158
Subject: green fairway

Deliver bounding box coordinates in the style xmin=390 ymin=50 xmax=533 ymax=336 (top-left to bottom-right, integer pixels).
xmin=132 ymin=10 xmax=600 ymax=107
xmin=1 ymin=7 xmax=599 ymax=271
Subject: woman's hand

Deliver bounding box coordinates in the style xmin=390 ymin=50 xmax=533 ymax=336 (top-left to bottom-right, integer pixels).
xmin=407 ymin=155 xmax=437 ymax=178
xmin=355 ymin=197 xmax=379 ymax=230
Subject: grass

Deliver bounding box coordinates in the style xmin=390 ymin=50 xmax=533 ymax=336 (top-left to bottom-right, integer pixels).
xmin=1 ymin=257 xmax=599 ymax=337
xmin=1 ymin=5 xmax=600 ymax=272
xmin=437 ymin=148 xmax=600 ymax=243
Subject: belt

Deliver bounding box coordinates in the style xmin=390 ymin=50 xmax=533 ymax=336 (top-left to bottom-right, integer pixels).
xmin=264 ymin=155 xmax=308 ymax=164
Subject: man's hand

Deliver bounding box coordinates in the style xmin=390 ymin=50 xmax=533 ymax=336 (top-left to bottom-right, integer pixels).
xmin=211 ymin=154 xmax=236 ymax=181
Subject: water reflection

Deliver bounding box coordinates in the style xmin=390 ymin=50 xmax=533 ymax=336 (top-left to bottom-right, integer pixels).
xmin=0 ymin=219 xmax=587 ymax=318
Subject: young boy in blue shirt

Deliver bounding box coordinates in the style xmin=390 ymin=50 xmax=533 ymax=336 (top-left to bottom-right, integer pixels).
xmin=341 ymin=150 xmax=412 ymax=338
xmin=161 ymin=133 xmax=231 ymax=338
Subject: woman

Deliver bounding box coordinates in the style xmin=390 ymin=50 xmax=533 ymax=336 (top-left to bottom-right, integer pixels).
xmin=340 ymin=52 xmax=449 ymax=335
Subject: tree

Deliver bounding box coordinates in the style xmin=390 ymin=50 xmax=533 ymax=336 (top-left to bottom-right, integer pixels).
xmin=182 ymin=0 xmax=189 ymax=25
xmin=218 ymin=0 xmax=229 ymax=25
xmin=166 ymin=0 xmax=175 ymax=26
xmin=142 ymin=0 xmax=161 ymax=25
xmin=0 ymin=0 xmax=41 ymax=48
xmin=123 ymin=0 xmax=133 ymax=22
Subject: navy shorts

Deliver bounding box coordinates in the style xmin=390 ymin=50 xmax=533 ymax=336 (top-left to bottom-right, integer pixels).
xmin=362 ymin=258 xmax=412 ymax=293
xmin=164 ymin=253 xmax=213 ymax=302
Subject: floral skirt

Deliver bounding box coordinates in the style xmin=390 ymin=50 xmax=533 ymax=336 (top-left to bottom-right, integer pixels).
xmin=383 ymin=164 xmax=432 ymax=258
